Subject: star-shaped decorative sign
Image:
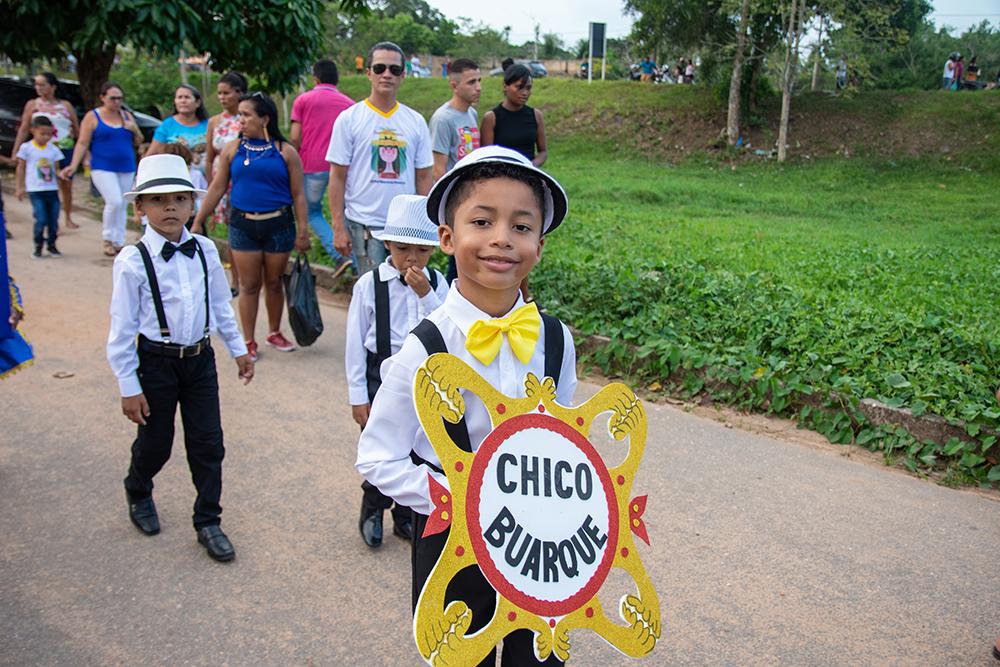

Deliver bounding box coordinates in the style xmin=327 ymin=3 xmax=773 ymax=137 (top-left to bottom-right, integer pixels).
xmin=412 ymin=354 xmax=660 ymax=665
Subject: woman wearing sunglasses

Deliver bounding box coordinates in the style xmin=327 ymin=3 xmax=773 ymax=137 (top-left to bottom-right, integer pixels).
xmin=59 ymin=82 xmax=143 ymax=256
xmin=326 ymin=41 xmax=434 ymax=274
xmin=192 ymin=92 xmax=310 ymax=361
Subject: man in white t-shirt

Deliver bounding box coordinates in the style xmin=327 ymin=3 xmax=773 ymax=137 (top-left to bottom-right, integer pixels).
xmin=327 ymin=41 xmax=434 ymax=274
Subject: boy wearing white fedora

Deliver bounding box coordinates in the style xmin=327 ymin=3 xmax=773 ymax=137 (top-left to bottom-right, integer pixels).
xmin=107 ymin=154 xmax=253 ymax=562
xmin=346 ymin=193 xmax=448 ymax=547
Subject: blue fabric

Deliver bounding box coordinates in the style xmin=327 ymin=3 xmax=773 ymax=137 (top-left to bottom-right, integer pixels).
xmin=90 ymin=109 xmax=136 ymax=173
xmin=228 ymin=209 xmax=295 ymax=253
xmin=152 ymin=116 xmax=208 ymax=170
xmin=229 ymin=140 xmax=293 ymax=212
xmin=1 ymin=208 xmax=34 ymax=378
xmin=303 ymin=171 xmax=345 ymax=262
xmin=29 ymin=191 xmax=60 ymax=248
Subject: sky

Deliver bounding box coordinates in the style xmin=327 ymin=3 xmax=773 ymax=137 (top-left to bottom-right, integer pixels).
xmin=425 ymin=0 xmax=999 ymax=46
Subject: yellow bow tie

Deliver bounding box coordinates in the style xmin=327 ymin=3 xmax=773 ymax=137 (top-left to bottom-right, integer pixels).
xmin=466 ymin=302 xmax=541 ymax=366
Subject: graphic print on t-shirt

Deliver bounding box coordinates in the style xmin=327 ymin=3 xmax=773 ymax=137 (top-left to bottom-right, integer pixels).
xmin=456 ymin=125 xmax=480 ymax=161
xmin=35 ymin=157 xmax=55 ymax=184
xmin=370 ymin=129 xmax=408 ymax=181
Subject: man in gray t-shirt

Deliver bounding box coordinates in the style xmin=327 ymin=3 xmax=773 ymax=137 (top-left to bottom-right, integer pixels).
xmin=429 ymin=58 xmax=482 ymax=180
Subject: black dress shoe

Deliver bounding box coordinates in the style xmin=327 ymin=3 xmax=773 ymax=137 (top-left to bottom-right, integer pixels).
xmin=127 ymin=494 xmax=160 ymax=536
xmin=360 ymin=505 xmax=383 ymax=548
xmin=197 ymin=525 xmax=235 ymax=562
xmin=392 ymin=518 xmax=414 ymax=541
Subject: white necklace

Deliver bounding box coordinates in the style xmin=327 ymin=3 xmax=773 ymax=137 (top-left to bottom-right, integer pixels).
xmin=241 ymin=140 xmax=273 ymax=166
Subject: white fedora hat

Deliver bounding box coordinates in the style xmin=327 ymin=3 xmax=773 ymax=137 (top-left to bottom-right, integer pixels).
xmin=372 ymin=194 xmax=439 ymax=246
xmin=425 ymin=145 xmax=568 ymax=235
xmin=123 ymin=154 xmax=206 ymax=202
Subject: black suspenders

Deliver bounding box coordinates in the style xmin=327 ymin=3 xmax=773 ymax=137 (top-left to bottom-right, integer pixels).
xmin=373 ymin=267 xmax=443 ymax=360
xmin=372 ymin=268 xmax=391 ymax=360
xmin=135 ymin=240 xmax=211 ymax=343
xmin=410 ymin=311 xmax=565 ymax=456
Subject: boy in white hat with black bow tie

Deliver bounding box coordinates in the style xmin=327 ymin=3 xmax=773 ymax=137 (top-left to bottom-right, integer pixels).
xmin=107 ymin=154 xmax=253 ymax=562
xmin=347 ymin=193 xmax=449 ymax=548
xmin=355 ymin=146 xmax=575 ymax=665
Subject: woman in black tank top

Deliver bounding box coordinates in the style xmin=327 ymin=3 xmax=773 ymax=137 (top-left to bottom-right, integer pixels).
xmin=480 ymin=64 xmax=548 ymax=167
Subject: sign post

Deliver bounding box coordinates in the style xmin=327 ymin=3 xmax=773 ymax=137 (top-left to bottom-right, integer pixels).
xmin=589 ymin=22 xmax=607 ymax=84
xmin=411 ymin=354 xmax=661 ymax=665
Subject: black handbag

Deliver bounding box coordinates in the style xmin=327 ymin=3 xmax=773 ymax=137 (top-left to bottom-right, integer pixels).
xmin=283 ymin=254 xmax=323 ymax=346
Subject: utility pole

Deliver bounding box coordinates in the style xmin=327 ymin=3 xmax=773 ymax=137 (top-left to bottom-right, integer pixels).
xmin=533 ymin=23 xmax=540 ymax=60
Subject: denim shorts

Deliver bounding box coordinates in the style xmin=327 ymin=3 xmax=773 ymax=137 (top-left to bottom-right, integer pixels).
xmin=228 ymin=208 xmax=295 ymax=253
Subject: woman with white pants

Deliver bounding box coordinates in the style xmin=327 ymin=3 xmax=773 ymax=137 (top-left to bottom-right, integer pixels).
xmin=59 ymin=82 xmax=142 ymax=256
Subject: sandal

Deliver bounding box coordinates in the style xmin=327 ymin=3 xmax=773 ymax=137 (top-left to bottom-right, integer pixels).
xmin=102 ymin=240 xmax=116 ymax=257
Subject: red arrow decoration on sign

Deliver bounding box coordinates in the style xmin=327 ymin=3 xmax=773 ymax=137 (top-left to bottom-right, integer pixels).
xmin=423 ymin=474 xmax=453 ymax=537
xmin=629 ymin=495 xmax=649 ymax=545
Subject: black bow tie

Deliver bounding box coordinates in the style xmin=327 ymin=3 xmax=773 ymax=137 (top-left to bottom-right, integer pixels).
xmin=399 ymin=274 xmax=407 ymax=285
xmin=162 ymin=238 xmax=197 ymax=262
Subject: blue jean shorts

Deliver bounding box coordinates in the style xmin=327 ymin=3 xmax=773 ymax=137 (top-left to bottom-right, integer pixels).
xmin=228 ymin=207 xmax=295 ymax=253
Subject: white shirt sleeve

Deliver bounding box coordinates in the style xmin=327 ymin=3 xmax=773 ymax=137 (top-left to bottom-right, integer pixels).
xmin=107 ymin=251 xmax=144 ymax=397
xmin=345 ymin=276 xmax=373 ymax=406
xmin=416 ymin=269 xmax=448 ymax=319
xmin=202 ymin=240 xmax=247 ymax=358
xmin=414 ymin=115 xmax=435 ymax=169
xmin=326 ymin=105 xmax=353 ymax=166
xmin=355 ymin=335 xmax=447 ymax=515
xmin=556 ymin=322 xmax=578 ymax=406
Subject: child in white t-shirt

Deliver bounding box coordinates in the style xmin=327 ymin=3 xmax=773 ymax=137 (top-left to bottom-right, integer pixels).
xmin=15 ymin=116 xmax=64 ymax=258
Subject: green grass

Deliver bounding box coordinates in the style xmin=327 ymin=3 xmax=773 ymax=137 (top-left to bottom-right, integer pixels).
xmin=322 ymin=77 xmax=1000 ymax=481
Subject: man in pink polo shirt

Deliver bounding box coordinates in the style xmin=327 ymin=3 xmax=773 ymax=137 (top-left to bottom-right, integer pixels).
xmin=290 ymin=59 xmax=354 ymax=272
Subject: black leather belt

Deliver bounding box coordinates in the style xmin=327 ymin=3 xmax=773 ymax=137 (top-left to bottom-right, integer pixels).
xmin=139 ymin=335 xmax=210 ymax=359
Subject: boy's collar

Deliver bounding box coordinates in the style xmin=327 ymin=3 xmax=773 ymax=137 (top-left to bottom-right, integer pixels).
xmin=31 ymin=139 xmax=49 ymax=149
xmin=142 ymin=224 xmax=192 ymax=256
xmin=442 ymin=282 xmax=524 ymax=337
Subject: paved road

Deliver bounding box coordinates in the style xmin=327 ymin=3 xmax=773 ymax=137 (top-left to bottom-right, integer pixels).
xmin=2 ymin=193 xmax=998 ymax=666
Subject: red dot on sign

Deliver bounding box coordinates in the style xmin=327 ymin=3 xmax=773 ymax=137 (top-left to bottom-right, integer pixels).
xmin=617 ymin=475 xmax=625 ymax=485
xmin=538 ymin=405 xmax=546 ymax=413
xmin=508 ymin=611 xmax=517 ymax=622
xmin=549 ymin=618 xmax=556 ymax=628
xmin=455 ymin=546 xmax=465 ymax=557
xmin=621 ymin=547 xmax=629 ymax=558
xmin=454 ymin=461 xmax=464 ymax=472
xmin=576 ymin=417 xmax=584 ymax=426
xmin=496 ymin=403 xmax=506 ymax=414
xmin=585 ymin=607 xmax=594 ymax=618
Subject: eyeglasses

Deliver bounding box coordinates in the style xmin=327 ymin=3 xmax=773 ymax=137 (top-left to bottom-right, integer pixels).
xmin=371 ymin=64 xmax=404 ymax=76
xmin=107 ymin=96 xmax=123 ymax=101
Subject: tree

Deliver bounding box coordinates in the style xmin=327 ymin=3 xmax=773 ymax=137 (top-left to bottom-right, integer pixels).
xmin=726 ymin=0 xmax=752 ymax=146
xmin=776 ymin=0 xmax=805 ymax=161
xmin=0 ymin=0 xmax=340 ymax=107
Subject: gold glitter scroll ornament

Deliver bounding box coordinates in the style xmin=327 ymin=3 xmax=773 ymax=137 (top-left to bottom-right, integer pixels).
xmin=412 ymin=353 xmax=660 ymax=666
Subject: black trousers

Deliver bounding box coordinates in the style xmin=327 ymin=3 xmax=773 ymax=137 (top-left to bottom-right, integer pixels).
xmin=361 ymin=350 xmax=411 ymax=526
xmin=123 ymin=345 xmax=225 ymax=530
xmin=411 ymin=512 xmax=564 ymax=667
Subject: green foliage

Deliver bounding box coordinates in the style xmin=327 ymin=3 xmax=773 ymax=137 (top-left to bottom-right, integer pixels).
xmin=859 ymin=19 xmax=1000 ymax=90
xmin=320 ymin=77 xmax=1000 ymax=483
xmin=529 ymin=153 xmax=999 ymax=481
xmin=0 ymin=0 xmax=330 ymax=103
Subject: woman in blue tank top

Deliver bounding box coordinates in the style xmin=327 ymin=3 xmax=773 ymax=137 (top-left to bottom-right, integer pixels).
xmin=60 ymin=82 xmax=143 ymax=256
xmin=192 ymin=92 xmax=311 ymax=361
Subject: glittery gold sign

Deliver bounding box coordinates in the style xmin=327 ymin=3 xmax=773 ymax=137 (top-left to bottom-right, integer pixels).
xmin=412 ymin=353 xmax=660 ymax=665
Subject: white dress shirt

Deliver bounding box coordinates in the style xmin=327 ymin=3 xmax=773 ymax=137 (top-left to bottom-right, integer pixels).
xmin=344 ymin=259 xmax=448 ymax=406
xmin=355 ymin=284 xmax=577 ymax=515
xmin=107 ymin=225 xmax=247 ymax=397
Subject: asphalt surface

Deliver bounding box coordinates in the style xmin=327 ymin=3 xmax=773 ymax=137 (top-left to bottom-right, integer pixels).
xmin=2 ymin=193 xmax=998 ymax=666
